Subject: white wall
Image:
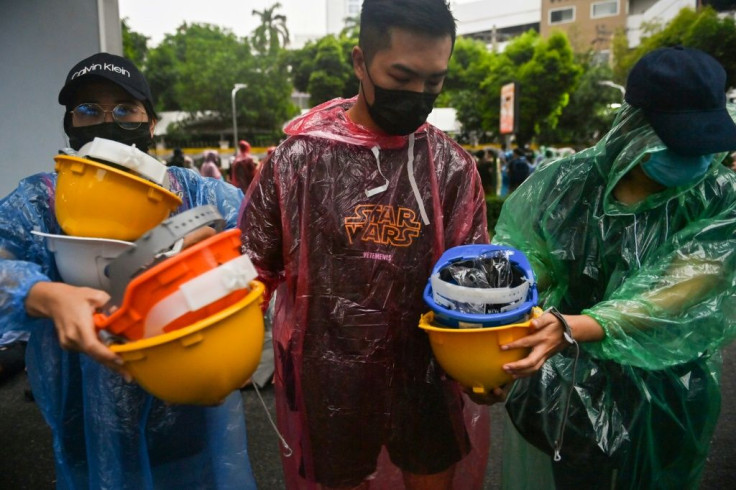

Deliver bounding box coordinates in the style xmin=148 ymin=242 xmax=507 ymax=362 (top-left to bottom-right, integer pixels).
xmin=453 ymin=0 xmax=541 ymax=36
xmin=626 ymin=0 xmax=696 ymax=47
xmin=0 ymin=0 xmax=122 ymax=198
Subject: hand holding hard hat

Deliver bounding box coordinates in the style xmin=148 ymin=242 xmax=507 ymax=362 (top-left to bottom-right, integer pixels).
xmin=90 ymin=205 xmax=265 ymax=405
xmin=419 ymin=244 xmax=541 ymax=395
xmin=33 ymin=140 xmax=266 ymax=403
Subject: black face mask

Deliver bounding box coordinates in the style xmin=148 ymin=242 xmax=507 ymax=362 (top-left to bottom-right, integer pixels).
xmin=66 ymin=122 xmax=153 ymax=153
xmin=364 ymin=68 xmax=439 ymax=136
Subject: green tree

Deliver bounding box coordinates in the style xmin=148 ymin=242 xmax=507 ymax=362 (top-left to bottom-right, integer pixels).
xmin=121 ymin=18 xmax=148 ymax=67
xmin=144 ymin=22 xmax=296 ymax=136
xmin=308 ymin=36 xmax=350 ymax=105
xmin=340 ymin=14 xmax=360 ymax=39
xmin=287 ymin=33 xmax=358 ymax=105
xmin=612 ymin=7 xmax=736 ymax=86
xmin=538 ymin=57 xmax=620 ymax=147
xmin=456 ymin=31 xmax=581 ymax=145
xmin=285 ymin=41 xmax=318 ymax=93
xmin=251 ymin=2 xmax=290 ymax=56
xmin=441 ymin=37 xmax=494 ymax=139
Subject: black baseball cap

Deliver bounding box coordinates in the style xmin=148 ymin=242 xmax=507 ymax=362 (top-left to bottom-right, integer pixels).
xmin=625 ymin=46 xmax=736 ymax=156
xmin=58 ymin=52 xmax=157 ymax=118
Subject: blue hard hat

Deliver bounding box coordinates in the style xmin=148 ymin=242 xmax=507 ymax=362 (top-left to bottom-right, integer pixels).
xmin=423 ymin=244 xmax=537 ymax=328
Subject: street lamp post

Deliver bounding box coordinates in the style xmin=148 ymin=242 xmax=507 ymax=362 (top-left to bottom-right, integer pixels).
xmin=597 ymin=80 xmax=626 ymax=97
xmin=231 ymin=83 xmax=248 ymax=152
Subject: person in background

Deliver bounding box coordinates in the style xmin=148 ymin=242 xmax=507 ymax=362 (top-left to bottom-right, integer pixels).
xmin=200 ymin=149 xmax=224 ymax=180
xmin=230 ymin=139 xmax=258 ymax=193
xmin=0 ymin=52 xmax=255 ymax=489
xmin=506 ymin=147 xmax=532 ymax=193
xmin=239 ymin=0 xmax=490 ymax=488
xmin=485 ymin=46 xmax=736 ymax=489
xmin=474 ymin=149 xmax=497 ymax=196
xmin=167 ymin=147 xmax=192 ymax=168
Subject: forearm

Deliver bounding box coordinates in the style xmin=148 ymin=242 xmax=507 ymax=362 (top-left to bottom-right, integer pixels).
xmin=567 ymin=314 xmax=605 ymax=343
xmin=25 ymin=281 xmax=58 ymax=318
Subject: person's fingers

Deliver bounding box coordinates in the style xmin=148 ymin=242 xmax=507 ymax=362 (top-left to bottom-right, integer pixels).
xmin=502 ymin=344 xmax=556 ymax=377
xmin=181 ymin=226 xmax=216 ymax=249
xmin=500 ymin=335 xmax=537 ymax=351
xmin=492 ymin=385 xmax=507 ymax=398
xmin=81 ymin=331 xmax=123 ymax=368
xmin=465 ymin=385 xmax=508 ymax=405
xmin=85 ymin=288 xmax=111 ymax=308
xmin=530 ymin=312 xmax=557 ymax=330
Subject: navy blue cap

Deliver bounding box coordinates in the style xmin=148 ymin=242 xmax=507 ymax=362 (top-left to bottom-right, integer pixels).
xmin=625 ymin=46 xmax=736 ymax=156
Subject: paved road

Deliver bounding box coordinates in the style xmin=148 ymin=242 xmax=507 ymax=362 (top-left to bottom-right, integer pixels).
xmin=2 ymin=343 xmax=736 ymax=489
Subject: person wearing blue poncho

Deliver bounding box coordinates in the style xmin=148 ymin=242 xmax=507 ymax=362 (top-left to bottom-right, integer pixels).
xmin=0 ymin=52 xmax=256 ymax=489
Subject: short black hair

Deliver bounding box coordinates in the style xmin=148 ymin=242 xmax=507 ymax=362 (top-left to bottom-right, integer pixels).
xmin=359 ymin=0 xmax=456 ymax=66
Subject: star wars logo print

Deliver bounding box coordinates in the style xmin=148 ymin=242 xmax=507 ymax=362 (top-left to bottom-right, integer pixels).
xmin=344 ymin=204 xmax=421 ymax=247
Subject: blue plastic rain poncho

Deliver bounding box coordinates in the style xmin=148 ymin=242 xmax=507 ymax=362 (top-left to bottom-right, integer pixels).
xmin=240 ymin=97 xmax=491 ymax=489
xmin=493 ymin=103 xmax=736 ymax=489
xmin=0 ymin=166 xmax=256 ymax=490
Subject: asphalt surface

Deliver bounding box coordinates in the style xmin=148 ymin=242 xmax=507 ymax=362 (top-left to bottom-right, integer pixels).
xmin=2 ymin=344 xmax=736 ymax=489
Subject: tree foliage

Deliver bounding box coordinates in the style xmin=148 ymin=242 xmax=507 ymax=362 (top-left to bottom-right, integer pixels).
xmin=143 ymin=22 xmax=296 ymax=136
xmin=251 ymin=2 xmax=290 ymax=56
xmin=612 ymin=7 xmax=736 ymax=87
xmin=440 ymin=37 xmax=493 ymax=137
xmin=121 ymin=18 xmax=148 ymax=67
xmin=447 ymin=31 xmax=581 ymax=145
xmin=288 ymin=33 xmax=359 ymax=106
xmin=538 ymin=58 xmax=620 ymax=147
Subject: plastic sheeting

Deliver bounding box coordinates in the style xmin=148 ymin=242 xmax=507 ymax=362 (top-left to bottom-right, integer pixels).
xmin=436 ymin=250 xmax=521 ymax=315
xmin=0 ymin=166 xmax=256 ymax=489
xmin=240 ymin=97 xmax=491 ymax=489
xmin=493 ymin=102 xmax=736 ymax=489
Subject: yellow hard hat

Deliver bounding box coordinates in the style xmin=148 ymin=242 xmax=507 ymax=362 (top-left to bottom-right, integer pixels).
xmin=418 ymin=307 xmax=542 ymax=394
xmin=54 ymin=154 xmax=182 ymax=241
xmin=110 ymin=280 xmax=265 ymax=405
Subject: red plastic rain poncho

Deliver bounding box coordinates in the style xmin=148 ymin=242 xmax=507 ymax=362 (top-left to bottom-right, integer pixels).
xmin=240 ymin=97 xmax=490 ymax=488
xmin=230 ymin=141 xmax=257 ymax=194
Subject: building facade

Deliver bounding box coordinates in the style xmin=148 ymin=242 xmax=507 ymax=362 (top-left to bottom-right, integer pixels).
xmin=455 ymin=0 xmax=712 ymax=58
xmin=540 ymin=0 xmax=628 ymax=56
xmin=452 ymin=0 xmax=541 ymax=51
xmin=0 ymin=0 xmax=122 ymax=198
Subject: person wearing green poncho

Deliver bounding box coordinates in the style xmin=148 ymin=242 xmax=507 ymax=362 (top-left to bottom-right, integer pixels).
xmin=484 ymin=46 xmax=736 ymax=489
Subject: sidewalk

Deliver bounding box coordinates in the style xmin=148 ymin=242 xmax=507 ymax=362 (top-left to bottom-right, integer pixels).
xmin=2 ymin=343 xmax=736 ymax=489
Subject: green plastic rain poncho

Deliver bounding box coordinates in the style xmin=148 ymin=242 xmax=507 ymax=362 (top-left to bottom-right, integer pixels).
xmin=493 ymin=102 xmax=736 ymax=489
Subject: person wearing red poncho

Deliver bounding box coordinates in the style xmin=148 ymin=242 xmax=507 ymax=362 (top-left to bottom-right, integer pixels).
xmin=239 ymin=1 xmax=490 ymax=487
xmin=231 ymin=139 xmax=258 ymax=193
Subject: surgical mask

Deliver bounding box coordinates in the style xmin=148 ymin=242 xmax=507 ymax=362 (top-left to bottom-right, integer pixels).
xmin=67 ymin=122 xmax=153 ymax=153
xmin=641 ymin=148 xmax=713 ymax=188
xmin=364 ymin=68 xmax=439 ymax=136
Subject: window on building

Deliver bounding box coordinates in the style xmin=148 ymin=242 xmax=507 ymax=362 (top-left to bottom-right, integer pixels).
xmin=549 ymin=7 xmax=575 ymax=25
xmin=347 ymin=0 xmax=361 ymax=16
xmin=591 ymin=1 xmax=619 ymax=19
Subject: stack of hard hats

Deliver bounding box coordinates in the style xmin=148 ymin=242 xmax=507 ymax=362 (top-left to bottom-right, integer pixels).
xmin=93 ymin=205 xmax=265 ymax=405
xmin=36 ymin=137 xmax=182 ymax=289
xmin=419 ymin=245 xmax=541 ymax=393
xmin=37 ymin=139 xmax=265 ymax=404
